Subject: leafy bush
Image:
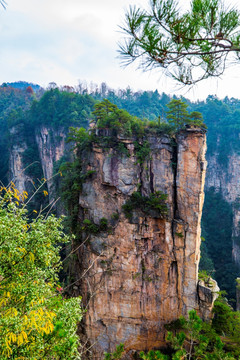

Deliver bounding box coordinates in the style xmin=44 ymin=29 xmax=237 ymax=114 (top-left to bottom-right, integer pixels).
xmin=122 ymin=191 xmax=168 ymax=219
xmin=82 ymin=218 xmax=109 ymax=234
xmin=0 ymin=184 xmax=82 ymax=359
xmin=134 ymin=140 xmax=151 ymax=164
xmin=140 ymin=308 xmax=240 ymax=360
xmin=93 ymin=99 xmax=145 ymax=137
xmin=104 ymin=343 xmax=124 ymax=360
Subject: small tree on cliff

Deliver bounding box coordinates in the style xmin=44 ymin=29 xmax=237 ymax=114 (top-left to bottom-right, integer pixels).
xmin=166 ymin=99 xmax=205 ymax=129
xmin=166 ymin=99 xmax=189 ymax=129
xmin=118 ymin=0 xmax=240 ymax=85
xmin=0 ymin=183 xmax=82 ymax=359
xmin=140 ymin=309 xmax=239 ymax=360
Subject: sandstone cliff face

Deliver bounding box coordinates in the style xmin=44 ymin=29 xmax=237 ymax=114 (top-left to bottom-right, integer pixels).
xmin=74 ymin=128 xmax=208 ymax=358
xmin=8 ymin=125 xmax=66 ymax=201
xmin=8 ymin=125 xmax=32 ymax=193
xmin=206 ymin=153 xmax=240 ymax=265
xmin=35 ymin=126 xmax=66 ymax=199
xmin=198 ymin=279 xmax=219 ymax=320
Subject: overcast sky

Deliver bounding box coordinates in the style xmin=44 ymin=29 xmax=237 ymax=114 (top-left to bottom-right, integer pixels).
xmin=0 ymin=0 xmax=240 ymax=101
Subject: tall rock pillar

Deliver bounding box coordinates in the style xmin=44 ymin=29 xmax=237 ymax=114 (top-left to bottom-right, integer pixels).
xmin=73 ymin=128 xmax=207 ymax=358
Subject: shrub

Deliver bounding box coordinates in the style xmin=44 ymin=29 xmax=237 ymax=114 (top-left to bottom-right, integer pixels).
xmin=122 ymin=191 xmax=168 ymax=219
xmin=0 ymin=184 xmax=82 ymax=359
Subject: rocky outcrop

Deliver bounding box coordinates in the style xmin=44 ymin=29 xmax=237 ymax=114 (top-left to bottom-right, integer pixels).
xmin=198 ymin=278 xmax=219 ymax=320
xmin=35 ymin=127 xmax=66 ymax=200
xmin=8 ymin=125 xmax=67 ymax=206
xmin=73 ymin=128 xmax=210 ymax=358
xmin=8 ymin=125 xmax=33 ymax=194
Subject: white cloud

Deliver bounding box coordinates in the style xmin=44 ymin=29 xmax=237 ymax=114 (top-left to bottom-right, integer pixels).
xmin=0 ymin=0 xmax=239 ymax=101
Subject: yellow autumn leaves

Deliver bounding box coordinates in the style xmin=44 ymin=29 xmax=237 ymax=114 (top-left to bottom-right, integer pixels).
xmin=0 ymin=182 xmax=28 ymax=202
xmin=1 ymin=282 xmax=57 ymax=357
xmin=0 ymin=186 xmax=82 ymax=359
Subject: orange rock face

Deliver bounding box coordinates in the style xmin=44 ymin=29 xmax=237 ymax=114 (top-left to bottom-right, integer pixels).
xmin=75 ymin=129 xmax=207 ymax=358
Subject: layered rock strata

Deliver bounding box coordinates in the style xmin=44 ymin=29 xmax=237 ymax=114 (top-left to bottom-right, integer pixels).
xmin=9 ymin=125 xmax=33 ymax=193
xmin=8 ymin=125 xmax=66 ymax=201
xmin=35 ymin=126 xmax=65 ymax=199
xmin=74 ymin=128 xmax=209 ymax=358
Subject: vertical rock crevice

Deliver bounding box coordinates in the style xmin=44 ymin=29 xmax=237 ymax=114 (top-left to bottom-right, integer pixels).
xmin=170 ymin=137 xmax=180 ymax=311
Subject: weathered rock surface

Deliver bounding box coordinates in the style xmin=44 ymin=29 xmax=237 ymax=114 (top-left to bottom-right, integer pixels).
xmin=74 ymin=128 xmax=210 ymax=358
xmin=35 ymin=126 xmax=66 ymax=199
xmin=206 ymin=153 xmax=240 ymax=265
xmin=9 ymin=125 xmax=33 ymax=193
xmin=198 ymin=278 xmax=219 ymax=320
xmin=8 ymin=125 xmax=66 ymax=201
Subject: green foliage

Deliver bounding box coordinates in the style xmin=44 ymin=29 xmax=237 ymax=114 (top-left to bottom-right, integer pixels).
xmin=104 ymin=343 xmax=125 ymax=360
xmin=140 ymin=350 xmax=169 ymax=359
xmin=119 ymin=0 xmax=240 ymax=85
xmin=58 ymin=127 xmax=93 ymax=235
xmin=91 ymin=86 xmax=171 ymax=121
xmin=67 ymin=126 xmax=92 ymax=152
xmin=166 ymin=99 xmax=205 ymax=130
xmin=212 ymin=297 xmax=240 ymax=337
xmin=93 ymin=98 xmax=146 ymax=137
xmin=0 ymin=184 xmax=82 ymax=359
xmin=175 ymin=232 xmax=183 ymax=238
xmin=59 ymin=160 xmax=87 ymax=235
xmin=134 ymin=140 xmax=151 ymax=164
xmin=212 ymin=297 xmax=240 ymax=357
xmin=0 ymin=86 xmax=34 ymax=185
xmin=122 ymin=191 xmax=168 ymax=219
xmin=198 ymin=269 xmax=211 ymax=282
xmin=99 ymin=217 xmax=108 ymax=231
xmin=166 ymin=99 xmax=190 ymax=129
xmin=190 ymin=111 xmax=206 ymax=127
xmin=82 ymin=217 xmax=108 ymax=234
xmin=111 ymin=212 xmax=119 ymax=221
xmin=140 ymin=309 xmax=240 ymax=359
xmin=29 ymin=88 xmax=95 ymax=129
xmin=116 ymin=142 xmax=130 ymax=157
xmin=188 ymin=94 xmax=240 ymax=168
xmin=201 ymin=188 xmax=239 ymax=301
xmin=146 ymin=119 xmax=175 ymax=135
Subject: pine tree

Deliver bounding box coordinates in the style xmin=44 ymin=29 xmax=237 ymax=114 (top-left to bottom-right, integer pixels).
xmin=119 ymin=0 xmax=240 ymax=85
xmin=166 ymin=99 xmax=189 ymax=129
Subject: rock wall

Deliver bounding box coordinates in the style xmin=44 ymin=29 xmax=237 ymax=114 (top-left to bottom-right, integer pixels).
xmin=205 ymin=153 xmax=240 ymax=265
xmin=35 ymin=126 xmax=66 ymax=200
xmin=73 ymin=128 xmax=209 ymax=358
xmin=8 ymin=125 xmax=66 ymax=201
xmin=8 ymin=125 xmax=33 ymax=193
